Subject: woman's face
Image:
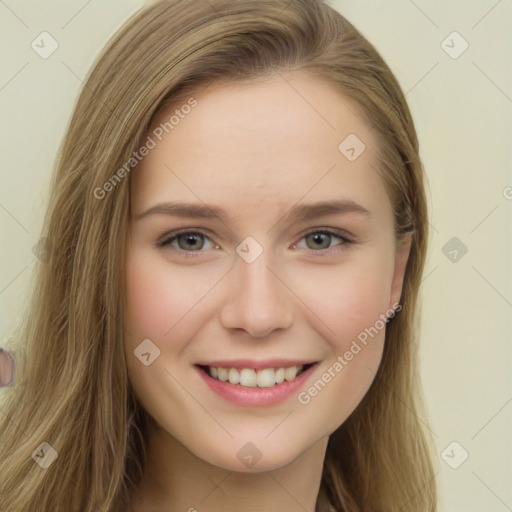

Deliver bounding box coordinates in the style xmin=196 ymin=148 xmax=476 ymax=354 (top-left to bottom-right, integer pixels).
xmin=125 ymin=72 xmax=410 ymax=471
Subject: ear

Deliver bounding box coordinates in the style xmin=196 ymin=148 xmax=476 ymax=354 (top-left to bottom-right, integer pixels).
xmin=389 ymin=234 xmax=412 ymax=309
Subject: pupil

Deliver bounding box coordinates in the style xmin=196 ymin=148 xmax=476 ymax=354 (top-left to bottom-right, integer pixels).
xmin=310 ymin=233 xmax=329 ymax=249
xmin=181 ymin=234 xmax=202 ymax=250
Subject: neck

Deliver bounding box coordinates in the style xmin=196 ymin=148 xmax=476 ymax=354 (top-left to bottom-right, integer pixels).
xmin=129 ymin=421 xmax=328 ymax=512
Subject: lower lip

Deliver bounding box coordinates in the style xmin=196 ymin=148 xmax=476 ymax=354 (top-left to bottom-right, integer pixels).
xmin=196 ymin=364 xmax=317 ymax=407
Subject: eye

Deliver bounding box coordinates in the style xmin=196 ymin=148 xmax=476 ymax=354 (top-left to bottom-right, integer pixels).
xmin=156 ymin=229 xmax=218 ymax=254
xmin=293 ymin=229 xmax=352 ymax=253
xmin=156 ymin=227 xmax=353 ymax=257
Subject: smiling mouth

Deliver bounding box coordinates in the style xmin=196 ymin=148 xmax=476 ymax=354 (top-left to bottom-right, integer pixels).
xmin=197 ymin=363 xmax=314 ymax=388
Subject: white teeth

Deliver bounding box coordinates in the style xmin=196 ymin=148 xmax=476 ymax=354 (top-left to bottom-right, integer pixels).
xmin=228 ymin=367 xmax=240 ymax=384
xmin=284 ymin=366 xmax=299 ymax=382
xmin=256 ymin=368 xmax=275 ymax=388
xmin=239 ymin=369 xmax=257 ymax=387
xmin=205 ymin=365 xmax=305 ymax=388
xmin=217 ymin=367 xmax=228 ymax=382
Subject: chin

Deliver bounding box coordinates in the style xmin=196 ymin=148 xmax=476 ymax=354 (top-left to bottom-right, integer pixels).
xmin=186 ymin=430 xmax=317 ymax=474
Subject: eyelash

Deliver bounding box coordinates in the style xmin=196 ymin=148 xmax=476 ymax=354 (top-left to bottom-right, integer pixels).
xmin=155 ymin=227 xmax=354 ymax=258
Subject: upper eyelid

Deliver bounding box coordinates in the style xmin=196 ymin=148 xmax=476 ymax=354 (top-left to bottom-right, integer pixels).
xmin=157 ymin=227 xmax=214 ymax=244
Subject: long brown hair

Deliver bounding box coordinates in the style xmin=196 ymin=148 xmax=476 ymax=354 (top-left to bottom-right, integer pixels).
xmin=0 ymin=1 xmax=437 ymax=510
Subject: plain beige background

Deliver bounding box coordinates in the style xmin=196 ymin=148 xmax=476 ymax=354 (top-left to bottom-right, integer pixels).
xmin=1 ymin=1 xmax=511 ymax=510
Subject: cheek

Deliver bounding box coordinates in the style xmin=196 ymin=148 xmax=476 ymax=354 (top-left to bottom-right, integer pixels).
xmin=293 ymin=247 xmax=395 ymax=350
xmin=125 ymin=248 xmax=197 ymax=342
xmin=124 ymin=247 xmax=230 ymax=353
xmin=124 ymin=248 xmax=210 ymax=416
xmin=295 ymin=249 xmax=395 ymax=430
xmin=125 ymin=255 xmax=175 ymax=344
xmin=293 ymin=268 xmax=392 ymax=435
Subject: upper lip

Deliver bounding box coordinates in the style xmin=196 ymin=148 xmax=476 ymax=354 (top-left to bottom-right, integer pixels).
xmin=195 ymin=359 xmax=316 ymax=370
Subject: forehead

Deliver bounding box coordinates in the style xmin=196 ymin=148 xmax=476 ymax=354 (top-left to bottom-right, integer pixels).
xmin=131 ymin=72 xmax=390 ymax=223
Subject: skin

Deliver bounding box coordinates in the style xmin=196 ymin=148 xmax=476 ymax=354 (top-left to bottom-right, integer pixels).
xmin=0 ymin=348 xmax=15 ymax=388
xmin=125 ymin=72 xmax=411 ymax=512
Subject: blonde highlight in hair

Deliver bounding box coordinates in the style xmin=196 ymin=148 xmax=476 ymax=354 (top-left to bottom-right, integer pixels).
xmin=0 ymin=1 xmax=437 ymax=510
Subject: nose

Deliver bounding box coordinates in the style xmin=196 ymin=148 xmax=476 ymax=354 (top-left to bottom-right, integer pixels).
xmin=219 ymin=249 xmax=294 ymax=338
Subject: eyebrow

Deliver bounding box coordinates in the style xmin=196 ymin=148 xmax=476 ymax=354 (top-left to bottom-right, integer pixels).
xmin=134 ymin=199 xmax=371 ymax=225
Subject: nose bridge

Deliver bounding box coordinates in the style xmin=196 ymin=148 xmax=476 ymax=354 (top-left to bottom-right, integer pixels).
xmin=219 ymin=238 xmax=293 ymax=337
xmin=238 ymin=247 xmax=276 ymax=298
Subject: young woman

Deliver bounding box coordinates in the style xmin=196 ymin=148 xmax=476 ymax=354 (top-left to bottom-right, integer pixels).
xmin=0 ymin=1 xmax=437 ymax=510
